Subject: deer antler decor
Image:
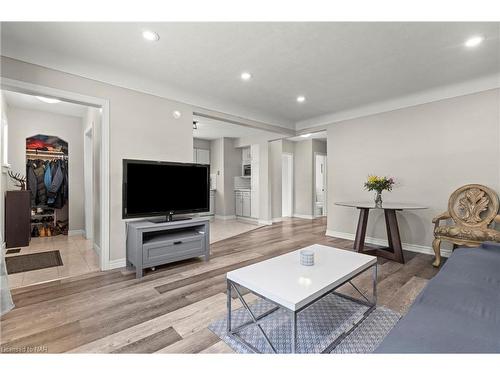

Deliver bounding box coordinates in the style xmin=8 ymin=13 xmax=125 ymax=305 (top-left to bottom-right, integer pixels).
xmin=8 ymin=171 xmax=26 ymax=190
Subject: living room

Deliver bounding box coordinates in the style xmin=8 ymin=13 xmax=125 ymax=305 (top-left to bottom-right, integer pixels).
xmin=0 ymin=1 xmax=499 ymax=374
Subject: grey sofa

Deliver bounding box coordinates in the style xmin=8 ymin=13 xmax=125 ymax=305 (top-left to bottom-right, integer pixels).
xmin=376 ymin=242 xmax=500 ymax=353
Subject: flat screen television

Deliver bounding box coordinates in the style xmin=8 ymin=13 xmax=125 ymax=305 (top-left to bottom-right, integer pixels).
xmin=122 ymin=159 xmax=210 ymax=220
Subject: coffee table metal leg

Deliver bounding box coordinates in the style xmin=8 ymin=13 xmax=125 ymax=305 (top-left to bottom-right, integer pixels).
xmin=228 ymin=280 xmax=278 ymax=353
xmin=290 ymin=311 xmax=297 ymax=354
xmin=227 ymin=279 xmax=232 ymax=333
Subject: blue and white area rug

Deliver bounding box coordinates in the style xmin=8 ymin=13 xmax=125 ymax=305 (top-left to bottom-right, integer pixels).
xmin=209 ymin=293 xmax=400 ymax=353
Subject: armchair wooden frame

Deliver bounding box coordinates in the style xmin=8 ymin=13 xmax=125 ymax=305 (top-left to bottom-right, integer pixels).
xmin=432 ymin=184 xmax=500 ymax=267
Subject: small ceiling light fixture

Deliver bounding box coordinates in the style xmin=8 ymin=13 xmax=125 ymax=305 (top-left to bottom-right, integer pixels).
xmin=240 ymin=72 xmax=252 ymax=81
xmin=296 ymin=95 xmax=306 ymax=103
xmin=142 ymin=30 xmax=160 ymax=42
xmin=36 ymin=96 xmax=61 ymax=104
xmin=300 ymin=133 xmax=311 ymax=138
xmin=464 ymin=35 xmax=484 ymax=48
xmin=193 ymin=121 xmax=198 ymax=130
xmin=172 ymin=110 xmax=182 ymax=119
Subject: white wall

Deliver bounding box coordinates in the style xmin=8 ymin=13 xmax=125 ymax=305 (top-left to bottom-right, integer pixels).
xmin=8 ymin=107 xmax=85 ymax=231
xmin=210 ymin=137 xmax=240 ymax=218
xmin=210 ymin=138 xmax=224 ymax=216
xmin=1 ymin=56 xmax=193 ymax=261
xmin=0 ymin=93 xmax=9 ymax=246
xmin=327 ymin=89 xmax=500 ymax=251
xmin=223 ymin=138 xmax=240 ymax=217
xmin=258 ymin=141 xmax=272 ymax=224
xmin=82 ymin=107 xmax=102 ymax=249
xmin=294 ymin=140 xmax=313 ymax=217
xmin=270 ymin=139 xmax=283 ymax=220
xmin=291 ymin=139 xmax=327 ymax=218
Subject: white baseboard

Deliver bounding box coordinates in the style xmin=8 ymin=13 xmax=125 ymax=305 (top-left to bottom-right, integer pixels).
xmin=108 ymin=258 xmax=126 ymax=270
xmin=236 ymin=217 xmax=260 ymax=225
xmin=258 ymin=220 xmax=273 ymax=226
xmin=293 ymin=213 xmax=314 ymax=220
xmin=93 ymin=243 xmax=101 ymax=256
xmin=272 ymin=217 xmax=283 ymax=223
xmin=68 ymin=229 xmax=85 ymax=237
xmin=325 ymin=229 xmax=452 ymax=258
xmin=214 ymin=215 xmax=236 ymax=220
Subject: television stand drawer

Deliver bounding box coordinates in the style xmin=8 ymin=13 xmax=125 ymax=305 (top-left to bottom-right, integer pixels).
xmin=143 ymin=234 xmax=204 ymax=265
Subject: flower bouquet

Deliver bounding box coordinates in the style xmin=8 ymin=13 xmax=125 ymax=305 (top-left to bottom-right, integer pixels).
xmin=364 ymin=175 xmax=395 ymax=207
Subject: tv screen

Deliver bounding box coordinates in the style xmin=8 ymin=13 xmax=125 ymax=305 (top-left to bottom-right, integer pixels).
xmin=123 ymin=159 xmax=210 ymax=219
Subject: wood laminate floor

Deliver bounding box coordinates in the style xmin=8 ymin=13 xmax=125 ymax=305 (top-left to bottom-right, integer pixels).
xmin=0 ymin=218 xmax=440 ymax=354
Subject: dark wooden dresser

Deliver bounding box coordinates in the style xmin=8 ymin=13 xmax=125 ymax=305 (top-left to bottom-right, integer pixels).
xmin=5 ymin=190 xmax=31 ymax=248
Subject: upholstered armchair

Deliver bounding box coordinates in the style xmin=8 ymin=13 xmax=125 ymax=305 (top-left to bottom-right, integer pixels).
xmin=432 ymin=184 xmax=500 ymax=267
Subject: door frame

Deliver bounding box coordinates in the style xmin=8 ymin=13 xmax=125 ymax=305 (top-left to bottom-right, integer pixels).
xmin=313 ymin=152 xmax=327 ymax=217
xmin=84 ymin=125 xmax=93 ymax=240
xmin=282 ymin=152 xmax=294 ymax=217
xmin=1 ymin=77 xmax=111 ymax=270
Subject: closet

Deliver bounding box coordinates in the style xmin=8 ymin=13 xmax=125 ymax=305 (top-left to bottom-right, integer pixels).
xmin=25 ymin=134 xmax=69 ymax=238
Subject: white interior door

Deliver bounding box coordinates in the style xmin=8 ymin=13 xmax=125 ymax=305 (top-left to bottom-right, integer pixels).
xmin=282 ymin=153 xmax=293 ymax=217
xmin=314 ymin=153 xmax=327 ymax=217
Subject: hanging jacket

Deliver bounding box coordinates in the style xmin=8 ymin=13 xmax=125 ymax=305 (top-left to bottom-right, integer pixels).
xmin=26 ymin=163 xmax=38 ymax=206
xmin=62 ymin=160 xmax=69 ymax=205
xmin=32 ymin=162 xmax=47 ymax=205
xmin=49 ymin=161 xmax=65 ymax=208
xmin=44 ymin=162 xmax=54 ymax=204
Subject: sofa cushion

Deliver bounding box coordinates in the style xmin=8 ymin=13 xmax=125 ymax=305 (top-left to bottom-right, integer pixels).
xmin=375 ymin=245 xmax=500 ymax=353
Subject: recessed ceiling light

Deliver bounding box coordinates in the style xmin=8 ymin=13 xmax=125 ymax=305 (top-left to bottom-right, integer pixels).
xmin=36 ymin=96 xmax=61 ymax=104
xmin=172 ymin=110 xmax=182 ymax=119
xmin=464 ymin=35 xmax=484 ymax=48
xmin=240 ymin=72 xmax=252 ymax=81
xmin=296 ymin=95 xmax=306 ymax=103
xmin=142 ymin=30 xmax=160 ymax=42
xmin=300 ymin=133 xmax=311 ymax=138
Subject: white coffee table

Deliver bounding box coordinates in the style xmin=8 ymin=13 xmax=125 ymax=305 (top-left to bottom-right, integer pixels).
xmin=226 ymin=244 xmax=377 ymax=353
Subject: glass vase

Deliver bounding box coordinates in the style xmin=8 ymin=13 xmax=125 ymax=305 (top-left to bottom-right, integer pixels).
xmin=374 ymin=191 xmax=383 ymax=208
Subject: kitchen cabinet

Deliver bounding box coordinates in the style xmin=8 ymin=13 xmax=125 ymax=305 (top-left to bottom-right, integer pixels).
xmin=235 ymin=190 xmax=251 ymax=218
xmin=241 ymin=147 xmax=251 ymax=163
xmin=197 ymin=149 xmax=210 ymax=164
xmin=242 ymin=192 xmax=251 ymax=217
xmin=193 ymin=148 xmax=210 ymax=164
xmin=235 ymin=191 xmax=243 ymax=217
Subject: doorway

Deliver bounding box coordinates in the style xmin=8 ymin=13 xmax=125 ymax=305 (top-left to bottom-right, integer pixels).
xmin=282 ymin=153 xmax=293 ymax=217
xmin=1 ymin=86 xmax=106 ymax=288
xmin=314 ymin=153 xmax=327 ymax=217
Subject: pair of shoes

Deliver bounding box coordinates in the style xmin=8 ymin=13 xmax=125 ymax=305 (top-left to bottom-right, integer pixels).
xmin=39 ymin=226 xmax=47 ymax=237
xmin=31 ymin=226 xmax=39 ymax=237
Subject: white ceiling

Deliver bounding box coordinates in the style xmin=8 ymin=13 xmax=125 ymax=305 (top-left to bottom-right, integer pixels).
xmin=2 ymin=22 xmax=499 ymax=128
xmin=193 ymin=116 xmax=284 ymax=141
xmin=3 ymin=90 xmax=89 ymax=118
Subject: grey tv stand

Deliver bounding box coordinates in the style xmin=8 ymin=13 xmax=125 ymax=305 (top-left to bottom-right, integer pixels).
xmin=126 ymin=217 xmax=210 ymax=278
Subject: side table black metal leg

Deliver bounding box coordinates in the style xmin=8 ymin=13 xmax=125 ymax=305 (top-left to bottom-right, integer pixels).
xmin=384 ymin=209 xmax=404 ymax=263
xmin=353 ymin=208 xmax=370 ymax=251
